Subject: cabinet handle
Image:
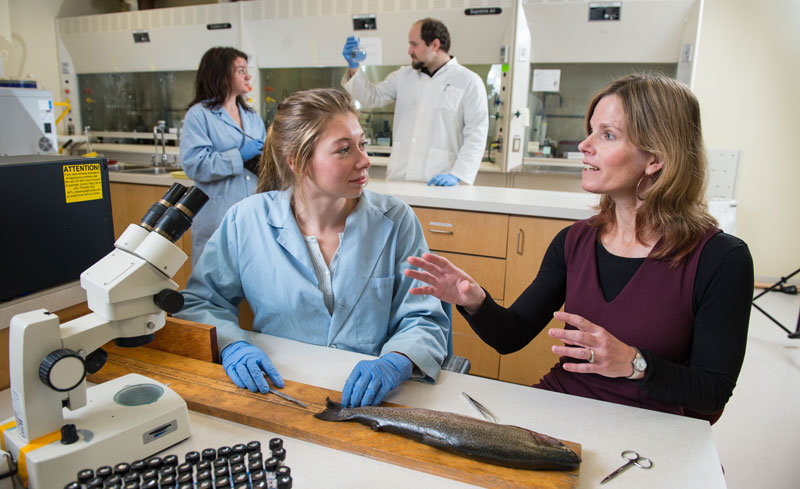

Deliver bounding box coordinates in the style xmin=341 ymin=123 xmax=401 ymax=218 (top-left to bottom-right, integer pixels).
xmin=429 ymin=229 xmax=454 ymax=235
xmin=516 ymin=229 xmax=524 ymax=255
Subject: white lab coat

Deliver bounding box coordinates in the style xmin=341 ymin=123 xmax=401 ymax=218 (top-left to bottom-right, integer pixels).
xmin=342 ymin=58 xmax=488 ymax=185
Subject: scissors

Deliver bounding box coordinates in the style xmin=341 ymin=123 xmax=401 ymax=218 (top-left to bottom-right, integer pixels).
xmin=600 ymin=450 xmax=653 ymax=484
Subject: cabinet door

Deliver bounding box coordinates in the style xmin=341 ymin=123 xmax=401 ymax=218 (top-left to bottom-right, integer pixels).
xmin=437 ymin=251 xmax=505 ymax=379
xmin=499 ymin=216 xmax=572 ymax=386
xmin=109 ymin=182 xmax=192 ymax=289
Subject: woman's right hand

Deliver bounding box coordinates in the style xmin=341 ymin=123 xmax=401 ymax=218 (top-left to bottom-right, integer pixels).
xmin=405 ymin=253 xmax=486 ymax=313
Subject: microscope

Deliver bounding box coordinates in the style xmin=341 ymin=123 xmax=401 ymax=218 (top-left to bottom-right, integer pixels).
xmin=2 ymin=183 xmax=207 ymax=488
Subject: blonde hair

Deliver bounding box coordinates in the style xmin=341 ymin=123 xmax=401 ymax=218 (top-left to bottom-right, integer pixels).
xmin=257 ymin=88 xmax=359 ymax=194
xmin=587 ymin=73 xmax=717 ymax=266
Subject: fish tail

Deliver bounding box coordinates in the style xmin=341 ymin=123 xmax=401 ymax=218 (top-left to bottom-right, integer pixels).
xmin=313 ymin=397 xmax=352 ymax=422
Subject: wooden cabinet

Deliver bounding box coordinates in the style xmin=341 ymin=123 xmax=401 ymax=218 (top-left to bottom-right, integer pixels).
xmin=109 ymin=182 xmax=193 ymax=289
xmin=500 ymin=216 xmax=570 ymax=386
xmin=413 ymin=207 xmax=573 ymax=385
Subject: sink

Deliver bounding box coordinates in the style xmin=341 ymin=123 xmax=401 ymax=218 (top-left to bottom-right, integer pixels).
xmin=118 ymin=167 xmax=181 ymax=175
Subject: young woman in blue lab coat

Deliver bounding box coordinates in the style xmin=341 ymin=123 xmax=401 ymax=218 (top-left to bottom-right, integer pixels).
xmin=177 ymin=88 xmax=449 ymax=407
xmin=180 ymin=47 xmax=267 ymax=266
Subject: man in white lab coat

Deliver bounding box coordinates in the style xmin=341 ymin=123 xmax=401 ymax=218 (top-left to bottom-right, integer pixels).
xmin=341 ymin=18 xmax=489 ymax=186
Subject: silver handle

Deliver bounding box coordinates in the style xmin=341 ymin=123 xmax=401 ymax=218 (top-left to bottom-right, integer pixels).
xmin=429 ymin=229 xmax=454 ymax=235
xmin=516 ymin=229 xmax=524 ymax=255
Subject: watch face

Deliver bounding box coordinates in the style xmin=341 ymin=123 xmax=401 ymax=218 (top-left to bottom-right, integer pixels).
xmin=633 ymin=354 xmax=647 ymax=372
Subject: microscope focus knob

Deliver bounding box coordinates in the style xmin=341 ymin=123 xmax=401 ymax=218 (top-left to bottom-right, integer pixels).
xmin=154 ymin=289 xmax=184 ymax=314
xmin=39 ymin=349 xmax=86 ymax=392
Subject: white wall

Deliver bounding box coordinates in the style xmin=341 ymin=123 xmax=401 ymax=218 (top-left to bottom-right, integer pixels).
xmin=693 ymin=0 xmax=800 ymax=281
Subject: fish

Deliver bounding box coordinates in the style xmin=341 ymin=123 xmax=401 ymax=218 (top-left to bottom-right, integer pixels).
xmin=314 ymin=398 xmax=581 ymax=470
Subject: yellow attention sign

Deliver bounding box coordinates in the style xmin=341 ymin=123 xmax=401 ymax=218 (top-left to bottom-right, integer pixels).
xmin=63 ymin=163 xmax=103 ymax=203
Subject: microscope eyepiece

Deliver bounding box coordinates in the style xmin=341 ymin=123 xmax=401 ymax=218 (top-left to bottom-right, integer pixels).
xmin=153 ymin=187 xmax=209 ymax=243
xmin=140 ymin=183 xmax=188 ymax=231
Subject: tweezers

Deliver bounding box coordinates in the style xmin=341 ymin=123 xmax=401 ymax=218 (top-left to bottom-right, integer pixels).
xmin=462 ymin=392 xmax=497 ymax=423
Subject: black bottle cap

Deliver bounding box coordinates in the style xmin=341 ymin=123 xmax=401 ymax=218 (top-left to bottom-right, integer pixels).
xmin=201 ymin=448 xmax=216 ymax=461
xmin=142 ymin=479 xmax=158 ymax=489
xmin=114 ymin=462 xmax=130 ymax=475
xmin=217 ymin=446 xmax=232 ymax=459
xmin=77 ymin=469 xmax=94 ymax=483
xmin=177 ymin=472 xmax=193 ymax=484
xmin=264 ymin=457 xmax=278 ymax=472
xmin=214 ymin=475 xmax=231 ymax=488
xmin=277 ymin=474 xmax=293 ymax=489
xmin=86 ymin=476 xmax=104 ymax=488
xmin=232 ymin=443 xmax=247 ymax=456
xmin=177 ymin=462 xmax=192 ymax=475
xmin=248 ymin=459 xmax=263 ymax=472
xmin=268 ymin=438 xmax=283 ymax=451
xmin=230 ymin=463 xmax=246 ymax=475
xmin=146 ymin=457 xmax=162 ymax=470
xmin=271 ymin=447 xmax=286 ymax=462
xmin=163 ymin=454 xmax=179 ymax=467
xmin=142 ymin=468 xmax=158 ymax=481
xmin=197 ymin=481 xmax=213 ymax=489
xmin=63 ymin=483 xmax=81 ymax=489
xmin=276 ymin=466 xmax=291 ymax=477
xmin=131 ymin=460 xmax=146 ymax=473
xmin=196 ymin=469 xmax=212 ymax=482
xmin=96 ymin=466 xmax=113 ymax=479
xmin=229 ymin=454 xmax=244 ymax=466
xmin=213 ymin=457 xmax=228 ymax=469
xmin=250 ymin=469 xmax=266 ymax=481
xmin=185 ymin=451 xmax=200 ymax=465
xmin=60 ymin=423 xmax=79 ymax=445
xmin=214 ymin=466 xmax=229 ymax=478
xmin=247 ymin=440 xmax=261 ymax=454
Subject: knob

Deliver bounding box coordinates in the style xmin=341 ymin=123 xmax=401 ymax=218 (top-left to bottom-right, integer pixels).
xmin=84 ymin=348 xmax=108 ymax=374
xmin=39 ymin=349 xmax=85 ymax=392
xmin=153 ymin=289 xmax=184 ymax=314
xmin=61 ymin=423 xmax=79 ymax=445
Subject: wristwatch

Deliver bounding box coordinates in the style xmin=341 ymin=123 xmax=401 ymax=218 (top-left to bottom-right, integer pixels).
xmin=627 ymin=348 xmax=647 ymax=380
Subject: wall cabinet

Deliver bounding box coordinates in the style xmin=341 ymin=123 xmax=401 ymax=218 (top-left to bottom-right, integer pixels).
xmin=413 ymin=207 xmax=572 ymax=386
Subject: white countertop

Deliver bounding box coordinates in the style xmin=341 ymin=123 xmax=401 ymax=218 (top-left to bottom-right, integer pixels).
xmin=0 ymin=331 xmax=726 ymax=489
xmin=109 ymin=172 xmax=598 ymax=220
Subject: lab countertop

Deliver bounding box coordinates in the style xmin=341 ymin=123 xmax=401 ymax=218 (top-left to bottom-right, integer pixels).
xmin=0 ymin=332 xmax=726 ymax=489
xmin=109 ymin=172 xmax=598 ymax=221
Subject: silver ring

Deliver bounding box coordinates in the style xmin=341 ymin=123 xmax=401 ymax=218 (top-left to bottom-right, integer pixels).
xmin=589 ymin=349 xmax=595 ymax=363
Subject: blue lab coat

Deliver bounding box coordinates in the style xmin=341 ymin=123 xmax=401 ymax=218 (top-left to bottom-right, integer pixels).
xmin=179 ymin=102 xmax=266 ymax=265
xmin=177 ymin=188 xmax=450 ymax=382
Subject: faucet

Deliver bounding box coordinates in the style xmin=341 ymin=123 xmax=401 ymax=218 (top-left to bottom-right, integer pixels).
xmin=152 ymin=120 xmax=168 ymax=166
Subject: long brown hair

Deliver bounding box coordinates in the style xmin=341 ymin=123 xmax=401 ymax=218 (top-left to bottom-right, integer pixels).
xmin=587 ymin=73 xmax=717 ymax=266
xmin=257 ymin=88 xmax=359 ymax=195
xmin=187 ymin=46 xmax=252 ymax=112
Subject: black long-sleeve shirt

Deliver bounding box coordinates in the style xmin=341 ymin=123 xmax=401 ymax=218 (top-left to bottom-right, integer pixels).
xmin=460 ymin=226 xmax=753 ymax=414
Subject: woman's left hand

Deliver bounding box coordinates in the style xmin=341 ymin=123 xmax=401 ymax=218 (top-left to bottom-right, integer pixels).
xmin=549 ymin=311 xmax=637 ymax=378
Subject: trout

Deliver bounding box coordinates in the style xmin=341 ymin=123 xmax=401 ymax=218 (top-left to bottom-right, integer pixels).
xmin=314 ymin=398 xmax=581 ymax=470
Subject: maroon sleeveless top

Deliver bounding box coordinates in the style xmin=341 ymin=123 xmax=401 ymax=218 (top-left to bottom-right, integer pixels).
xmin=536 ymin=219 xmax=719 ymax=414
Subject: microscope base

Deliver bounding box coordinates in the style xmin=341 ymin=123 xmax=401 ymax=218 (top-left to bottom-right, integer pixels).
xmin=2 ymin=373 xmax=191 ymax=488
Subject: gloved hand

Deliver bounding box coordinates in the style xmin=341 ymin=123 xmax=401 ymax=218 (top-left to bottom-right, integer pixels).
xmin=240 ymin=138 xmax=264 ymax=163
xmin=221 ymin=341 xmax=284 ymax=394
xmin=342 ymin=36 xmax=361 ymax=69
xmin=427 ymin=173 xmax=460 ymax=186
xmin=341 ymin=352 xmax=413 ymax=407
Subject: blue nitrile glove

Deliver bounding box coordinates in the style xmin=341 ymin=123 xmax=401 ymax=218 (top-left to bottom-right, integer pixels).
xmin=221 ymin=341 xmax=284 ymax=394
xmin=341 ymin=352 xmax=413 ymax=407
xmin=427 ymin=173 xmax=460 ymax=186
xmin=342 ymin=36 xmax=360 ymax=69
xmin=240 ymin=138 xmax=264 ymax=163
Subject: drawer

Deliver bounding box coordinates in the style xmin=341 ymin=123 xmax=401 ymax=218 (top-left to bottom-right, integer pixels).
xmin=437 ymin=251 xmax=505 ymax=301
xmin=413 ymin=207 xmax=508 ymax=258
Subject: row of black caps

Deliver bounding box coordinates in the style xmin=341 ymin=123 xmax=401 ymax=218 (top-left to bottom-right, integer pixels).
xmin=63 ymin=439 xmax=292 ymax=489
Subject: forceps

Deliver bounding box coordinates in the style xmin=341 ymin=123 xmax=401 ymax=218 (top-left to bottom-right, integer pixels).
xmin=600 ymin=450 xmax=653 ymax=484
xmin=462 ymin=392 xmax=497 ymax=423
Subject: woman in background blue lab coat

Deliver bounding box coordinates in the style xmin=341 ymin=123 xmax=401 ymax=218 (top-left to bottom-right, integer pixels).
xmin=177 ymin=88 xmax=449 ymax=408
xmin=180 ymin=47 xmax=266 ymax=266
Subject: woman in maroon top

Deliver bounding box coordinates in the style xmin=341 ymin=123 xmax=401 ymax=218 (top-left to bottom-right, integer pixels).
xmin=405 ymin=73 xmax=752 ymax=420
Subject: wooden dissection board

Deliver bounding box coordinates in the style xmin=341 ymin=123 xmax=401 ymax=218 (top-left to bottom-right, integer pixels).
xmin=89 ymin=345 xmax=581 ymax=489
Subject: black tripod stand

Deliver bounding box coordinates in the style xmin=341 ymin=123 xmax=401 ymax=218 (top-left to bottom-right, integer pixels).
xmin=751 ymin=267 xmax=800 ymax=339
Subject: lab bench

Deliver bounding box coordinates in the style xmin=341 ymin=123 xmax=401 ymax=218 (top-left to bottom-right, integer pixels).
xmin=107 ymin=173 xmax=597 ymax=385
xmin=0 ymin=331 xmax=727 ymax=489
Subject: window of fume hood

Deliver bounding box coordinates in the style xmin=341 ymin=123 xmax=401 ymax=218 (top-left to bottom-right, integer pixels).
xmin=77 ymin=71 xmax=194 ymax=142
xmin=260 ymin=65 xmax=501 ymax=162
xmin=523 ymin=63 xmax=677 ymax=166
